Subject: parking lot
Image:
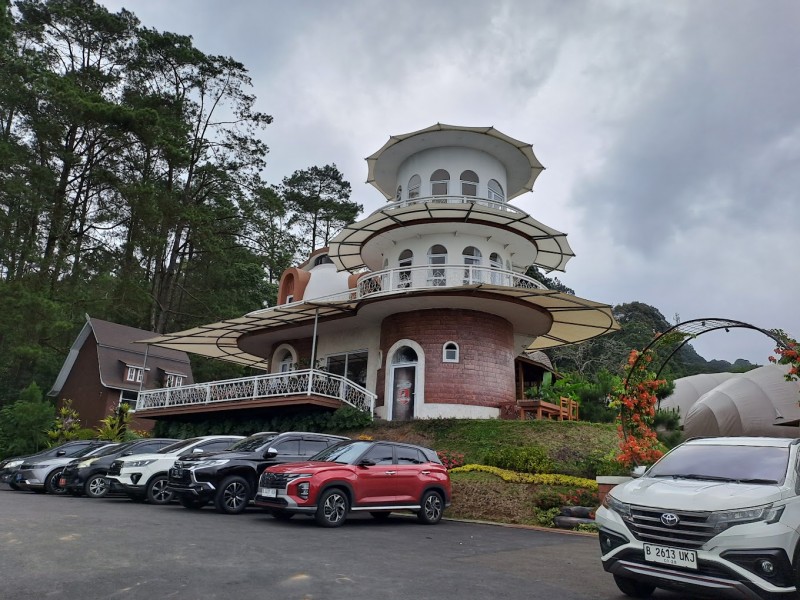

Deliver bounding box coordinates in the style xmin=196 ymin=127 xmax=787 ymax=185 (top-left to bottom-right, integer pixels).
xmin=1 ymin=488 xmax=692 ymax=600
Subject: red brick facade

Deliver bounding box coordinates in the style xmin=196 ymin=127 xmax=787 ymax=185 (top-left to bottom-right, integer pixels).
xmin=377 ymin=309 xmax=516 ymax=410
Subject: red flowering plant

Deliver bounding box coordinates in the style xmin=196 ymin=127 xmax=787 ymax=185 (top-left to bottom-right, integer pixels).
xmin=609 ymin=349 xmax=666 ymax=469
xmin=768 ymin=330 xmax=799 ymax=395
xmin=437 ymin=450 xmax=466 ymax=470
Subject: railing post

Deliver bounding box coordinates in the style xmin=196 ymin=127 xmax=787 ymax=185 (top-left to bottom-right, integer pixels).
xmin=206 ymin=383 xmax=211 ymax=404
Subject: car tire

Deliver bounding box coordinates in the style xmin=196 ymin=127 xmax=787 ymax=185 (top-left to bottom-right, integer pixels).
xmin=9 ymin=482 xmax=20 ymax=491
xmin=146 ymin=475 xmax=173 ymax=505
xmin=613 ymin=575 xmax=656 ymax=598
xmin=270 ymin=510 xmax=294 ymax=521
xmin=315 ymin=488 xmax=349 ymax=527
xmin=45 ymin=469 xmax=67 ymax=495
xmin=178 ymin=497 xmax=207 ymax=510
xmin=214 ymin=476 xmax=250 ymax=514
xmin=370 ymin=511 xmax=391 ymax=520
xmin=84 ymin=474 xmax=109 ymax=499
xmin=417 ymin=490 xmax=444 ymax=525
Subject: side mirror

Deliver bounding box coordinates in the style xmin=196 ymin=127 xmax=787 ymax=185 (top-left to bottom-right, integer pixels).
xmin=56 ymin=450 xmax=66 ymax=456
xmin=358 ymin=459 xmax=375 ymax=467
xmin=631 ymin=465 xmax=647 ymax=478
xmin=264 ymin=447 xmax=278 ymax=459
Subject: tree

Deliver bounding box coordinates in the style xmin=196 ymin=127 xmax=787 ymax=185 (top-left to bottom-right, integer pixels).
xmin=0 ymin=382 xmax=54 ymax=457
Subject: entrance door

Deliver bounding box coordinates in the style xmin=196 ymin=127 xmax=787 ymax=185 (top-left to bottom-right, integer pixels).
xmin=391 ymin=345 xmax=418 ymax=421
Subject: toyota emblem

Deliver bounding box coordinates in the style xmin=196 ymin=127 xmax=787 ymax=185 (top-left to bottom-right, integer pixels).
xmin=660 ymin=513 xmax=680 ymax=527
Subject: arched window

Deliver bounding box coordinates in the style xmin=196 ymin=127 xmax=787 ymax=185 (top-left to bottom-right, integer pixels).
xmin=443 ymin=341 xmax=459 ymax=363
xmin=313 ymin=254 xmax=333 ymax=266
xmin=392 ymin=346 xmax=418 ymax=364
xmin=398 ymin=249 xmax=413 ymax=289
xmin=460 ymin=170 xmax=478 ymax=196
xmin=490 ymin=252 xmax=503 ymax=285
xmin=395 ymin=185 xmax=402 ymax=202
xmin=430 ymin=169 xmax=450 ymax=196
xmin=462 ymin=246 xmax=482 ymax=283
xmin=427 ymin=244 xmax=447 ymax=286
xmin=488 ymin=179 xmax=505 ymax=202
xmin=408 ymin=175 xmax=421 ymax=199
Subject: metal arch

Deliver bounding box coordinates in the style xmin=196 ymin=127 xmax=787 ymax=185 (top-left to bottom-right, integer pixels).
xmin=624 ymin=318 xmax=789 ymax=391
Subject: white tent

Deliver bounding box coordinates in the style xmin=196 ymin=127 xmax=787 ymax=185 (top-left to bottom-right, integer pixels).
xmin=659 ymin=372 xmax=738 ymax=424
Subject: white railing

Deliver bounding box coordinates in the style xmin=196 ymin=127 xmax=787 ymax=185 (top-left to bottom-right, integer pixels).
xmin=136 ymin=369 xmax=376 ymax=416
xmin=381 ymin=195 xmax=524 ymax=215
xmin=356 ymin=264 xmax=547 ymax=296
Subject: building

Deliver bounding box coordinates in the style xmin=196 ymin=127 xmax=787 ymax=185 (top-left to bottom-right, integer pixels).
xmin=48 ymin=316 xmax=194 ymax=431
xmin=134 ymin=124 xmax=619 ymax=423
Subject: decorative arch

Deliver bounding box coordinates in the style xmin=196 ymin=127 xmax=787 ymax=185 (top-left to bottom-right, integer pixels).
xmin=270 ymin=344 xmax=298 ymax=373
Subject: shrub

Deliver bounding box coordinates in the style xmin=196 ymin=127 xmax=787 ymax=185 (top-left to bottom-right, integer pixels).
xmin=450 ymin=464 xmax=598 ymax=489
xmin=437 ymin=450 xmax=465 ymax=470
xmin=559 ymin=487 xmax=599 ymax=507
xmin=47 ymin=399 xmax=81 ymax=445
xmin=532 ymin=507 xmax=561 ymax=528
xmin=484 ymin=445 xmax=554 ymax=474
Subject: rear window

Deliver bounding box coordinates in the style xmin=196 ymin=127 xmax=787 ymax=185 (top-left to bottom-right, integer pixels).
xmin=228 ymin=433 xmax=277 ymax=452
xmin=648 ymin=444 xmax=790 ymax=484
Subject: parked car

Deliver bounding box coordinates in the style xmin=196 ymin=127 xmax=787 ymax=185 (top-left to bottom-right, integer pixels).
xmin=168 ymin=431 xmax=348 ymax=514
xmin=14 ymin=441 xmax=116 ymax=494
xmin=596 ymin=436 xmax=800 ymax=599
xmin=60 ymin=438 xmax=178 ymax=498
xmin=1 ymin=440 xmax=105 ymax=490
xmin=255 ymin=439 xmax=451 ymax=527
xmin=105 ymin=435 xmax=244 ymax=504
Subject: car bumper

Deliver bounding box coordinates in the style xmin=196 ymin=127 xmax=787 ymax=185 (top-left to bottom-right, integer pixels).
xmin=596 ymin=508 xmax=799 ymax=599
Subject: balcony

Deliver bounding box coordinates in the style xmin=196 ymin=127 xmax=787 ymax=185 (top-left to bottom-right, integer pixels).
xmin=356 ymin=264 xmax=547 ymax=296
xmin=382 ymin=195 xmax=525 ymax=215
xmin=135 ymin=369 xmax=376 ymax=416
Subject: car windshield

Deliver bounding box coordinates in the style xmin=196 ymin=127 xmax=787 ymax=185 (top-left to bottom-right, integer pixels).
xmin=227 ymin=433 xmax=277 ymax=452
xmin=309 ymin=441 xmax=373 ymax=464
xmin=73 ymin=444 xmax=107 ymax=458
xmin=158 ymin=438 xmax=202 ymax=454
xmin=647 ymin=444 xmax=790 ymax=484
xmin=87 ymin=443 xmax=121 ymax=457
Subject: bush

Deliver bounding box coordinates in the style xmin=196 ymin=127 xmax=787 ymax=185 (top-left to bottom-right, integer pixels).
xmin=437 ymin=450 xmax=465 ymax=470
xmin=484 ymin=445 xmax=554 ymax=474
xmin=583 ymin=450 xmax=631 ymax=477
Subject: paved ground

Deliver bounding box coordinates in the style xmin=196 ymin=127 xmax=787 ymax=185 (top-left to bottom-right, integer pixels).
xmin=0 ymin=487 xmax=686 ymax=600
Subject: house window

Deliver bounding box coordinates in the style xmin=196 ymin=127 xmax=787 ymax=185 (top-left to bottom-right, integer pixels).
xmin=462 ymin=246 xmax=482 ymax=283
xmin=164 ymin=373 xmax=184 ymax=387
xmin=326 ymin=350 xmax=368 ymax=388
xmin=285 ymin=294 xmax=294 ymax=304
xmin=460 ymin=170 xmax=478 ymax=196
xmin=398 ymin=249 xmax=413 ymax=288
xmin=126 ymin=366 xmax=143 ymax=383
xmin=443 ymin=342 xmax=459 ymax=363
xmin=430 ymin=169 xmax=450 ymax=196
xmin=490 ymin=252 xmax=504 ymax=285
xmin=488 ymin=179 xmax=505 ymax=202
xmin=120 ymin=389 xmax=139 ymax=413
xmin=313 ymin=254 xmax=333 ymax=266
xmin=395 ymin=186 xmax=402 ymax=202
xmin=427 ymin=244 xmax=447 ymax=286
xmin=408 ymin=174 xmax=421 ymax=199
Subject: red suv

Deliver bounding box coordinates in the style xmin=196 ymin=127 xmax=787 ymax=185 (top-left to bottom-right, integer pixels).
xmin=255 ymin=440 xmax=451 ymax=527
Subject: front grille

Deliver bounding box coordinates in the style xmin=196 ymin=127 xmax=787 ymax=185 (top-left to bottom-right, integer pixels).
xmin=260 ymin=472 xmax=292 ymax=488
xmin=108 ymin=461 xmax=122 ymax=476
xmin=627 ymin=506 xmax=716 ymax=549
xmin=169 ymin=467 xmax=192 ymax=484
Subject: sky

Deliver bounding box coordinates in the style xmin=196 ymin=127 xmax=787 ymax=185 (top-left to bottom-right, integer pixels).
xmin=101 ymin=0 xmax=799 ymax=365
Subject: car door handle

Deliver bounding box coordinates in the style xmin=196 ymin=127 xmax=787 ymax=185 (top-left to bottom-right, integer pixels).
xmin=420 ymin=470 xmax=430 ymax=475
xmin=384 ymin=471 xmax=396 ymax=475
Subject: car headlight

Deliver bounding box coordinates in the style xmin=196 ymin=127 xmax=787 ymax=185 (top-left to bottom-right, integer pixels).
xmin=3 ymin=459 xmax=23 ymax=469
xmin=708 ymin=504 xmax=784 ymax=532
xmin=602 ymin=493 xmax=633 ymax=522
xmin=76 ymin=458 xmax=98 ymax=468
xmin=191 ymin=459 xmax=230 ymax=468
xmin=285 ymin=473 xmax=313 ymax=480
xmin=125 ymin=459 xmax=157 ymax=468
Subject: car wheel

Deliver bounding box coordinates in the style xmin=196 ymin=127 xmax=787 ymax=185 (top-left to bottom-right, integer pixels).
xmin=613 ymin=575 xmax=656 ymax=598
xmin=315 ymin=488 xmax=349 ymax=527
xmin=84 ymin=475 xmax=108 ymax=499
xmin=146 ymin=476 xmax=173 ymax=505
xmin=270 ymin=510 xmax=294 ymax=521
xmin=45 ymin=469 xmax=67 ymax=495
xmin=370 ymin=511 xmax=391 ymax=520
xmin=417 ymin=490 xmax=444 ymax=525
xmin=215 ymin=476 xmax=250 ymax=514
xmin=179 ymin=497 xmax=207 ymax=510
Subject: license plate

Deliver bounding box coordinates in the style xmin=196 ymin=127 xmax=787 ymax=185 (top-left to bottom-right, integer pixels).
xmin=643 ymin=543 xmax=697 ymax=569
xmin=259 ymin=487 xmax=277 ymax=498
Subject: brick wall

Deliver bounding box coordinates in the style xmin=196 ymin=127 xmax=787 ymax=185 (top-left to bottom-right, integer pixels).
xmin=377 ymin=309 xmax=515 ymax=409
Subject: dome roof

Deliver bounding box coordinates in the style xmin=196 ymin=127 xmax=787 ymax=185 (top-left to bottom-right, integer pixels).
xmin=659 ymin=372 xmax=738 ymax=424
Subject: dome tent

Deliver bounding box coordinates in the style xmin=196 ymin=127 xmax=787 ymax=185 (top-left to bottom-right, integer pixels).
xmin=659 ymin=372 xmax=738 ymax=425
xmin=682 ymin=365 xmax=800 ymax=438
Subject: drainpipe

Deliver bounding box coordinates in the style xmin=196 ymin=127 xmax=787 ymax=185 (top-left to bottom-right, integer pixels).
xmin=307 ymin=308 xmax=319 ymax=396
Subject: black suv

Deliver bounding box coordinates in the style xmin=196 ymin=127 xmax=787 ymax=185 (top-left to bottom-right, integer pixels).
xmin=0 ymin=440 xmax=105 ymax=491
xmin=168 ymin=431 xmax=348 ymax=514
xmin=61 ymin=438 xmax=178 ymax=498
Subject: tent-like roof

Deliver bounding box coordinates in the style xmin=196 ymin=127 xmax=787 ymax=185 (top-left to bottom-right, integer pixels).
xmin=659 ymin=372 xmax=738 ymax=424
xmin=366 ymin=124 xmax=545 ymax=201
xmin=141 ymin=285 xmax=619 ymax=369
xmin=681 ymin=365 xmax=800 ymax=438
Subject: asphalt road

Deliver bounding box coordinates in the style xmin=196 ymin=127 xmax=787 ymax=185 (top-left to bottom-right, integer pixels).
xmin=0 ymin=488 xmax=686 ymax=600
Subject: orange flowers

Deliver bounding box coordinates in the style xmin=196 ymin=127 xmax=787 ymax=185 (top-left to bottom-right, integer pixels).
xmin=770 ymin=338 xmax=800 ymax=393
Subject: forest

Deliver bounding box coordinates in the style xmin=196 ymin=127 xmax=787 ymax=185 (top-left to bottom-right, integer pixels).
xmin=0 ymin=0 xmax=757 ymax=422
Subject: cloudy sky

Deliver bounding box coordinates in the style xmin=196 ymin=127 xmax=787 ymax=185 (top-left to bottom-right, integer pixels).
xmin=102 ymin=0 xmax=798 ymax=364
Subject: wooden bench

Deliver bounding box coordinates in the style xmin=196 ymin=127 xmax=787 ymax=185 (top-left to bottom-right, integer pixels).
xmin=517 ymin=397 xmax=579 ymax=421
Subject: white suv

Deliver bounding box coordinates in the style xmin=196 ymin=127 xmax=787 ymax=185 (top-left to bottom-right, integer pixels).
xmin=106 ymin=435 xmax=243 ymax=504
xmin=596 ymin=437 xmax=800 ymax=599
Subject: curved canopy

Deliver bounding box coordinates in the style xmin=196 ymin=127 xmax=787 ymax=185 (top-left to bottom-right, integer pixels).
xmin=659 ymin=372 xmax=738 ymax=423
xmin=366 ymin=124 xmax=545 ymax=201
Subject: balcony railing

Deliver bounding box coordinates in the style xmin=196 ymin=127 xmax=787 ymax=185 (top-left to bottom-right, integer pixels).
xmin=356 ymin=264 xmax=547 ymax=296
xmin=382 ymin=195 xmax=524 ymax=215
xmin=136 ymin=369 xmax=376 ymax=416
